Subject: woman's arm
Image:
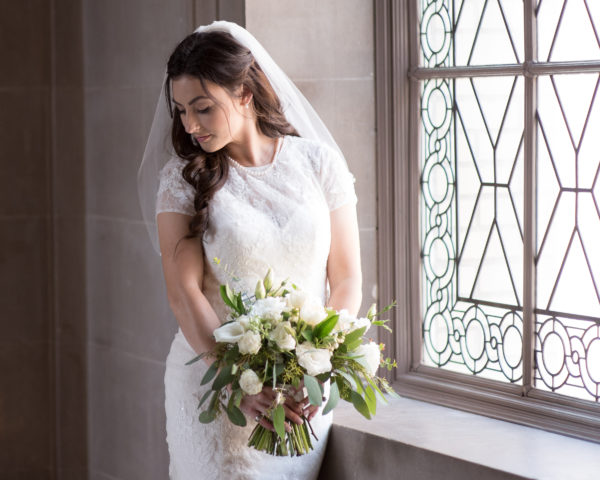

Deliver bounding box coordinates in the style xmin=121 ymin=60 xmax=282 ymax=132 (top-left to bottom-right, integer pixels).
xmin=158 ymin=212 xmax=305 ymax=428
xmin=157 ymin=212 xmax=220 ymax=356
xmin=326 ymin=203 xmax=362 ymax=316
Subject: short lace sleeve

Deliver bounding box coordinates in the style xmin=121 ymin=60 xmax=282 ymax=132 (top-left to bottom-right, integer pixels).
xmin=318 ymin=145 xmax=358 ymax=211
xmin=155 ymin=157 xmax=196 ymax=217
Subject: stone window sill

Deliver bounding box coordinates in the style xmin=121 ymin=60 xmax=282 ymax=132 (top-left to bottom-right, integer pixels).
xmin=319 ymin=396 xmax=600 ymax=480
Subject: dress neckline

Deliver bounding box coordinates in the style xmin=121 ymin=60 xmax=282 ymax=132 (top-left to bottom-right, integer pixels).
xmin=227 ymin=136 xmax=286 ymax=176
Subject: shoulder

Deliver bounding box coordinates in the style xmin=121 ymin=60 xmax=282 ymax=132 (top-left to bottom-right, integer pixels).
xmin=281 ymin=135 xmax=341 ymax=173
xmin=159 ymin=156 xmax=187 ymax=180
xmin=157 ymin=156 xmax=195 ymax=198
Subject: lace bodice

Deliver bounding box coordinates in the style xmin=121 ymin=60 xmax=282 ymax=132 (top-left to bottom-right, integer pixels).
xmin=156 ymin=135 xmax=356 ymax=321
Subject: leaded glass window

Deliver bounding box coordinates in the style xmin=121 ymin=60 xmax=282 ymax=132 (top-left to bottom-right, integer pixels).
xmin=417 ymin=0 xmax=600 ymax=402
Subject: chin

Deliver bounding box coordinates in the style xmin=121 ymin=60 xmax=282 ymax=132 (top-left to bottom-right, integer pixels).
xmin=200 ymin=139 xmax=227 ymax=154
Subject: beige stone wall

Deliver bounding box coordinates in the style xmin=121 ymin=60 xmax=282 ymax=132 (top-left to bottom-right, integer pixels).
xmin=246 ymin=0 xmax=378 ymax=315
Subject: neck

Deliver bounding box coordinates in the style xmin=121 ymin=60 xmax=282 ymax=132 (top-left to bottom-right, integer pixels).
xmin=225 ymin=123 xmax=278 ymax=167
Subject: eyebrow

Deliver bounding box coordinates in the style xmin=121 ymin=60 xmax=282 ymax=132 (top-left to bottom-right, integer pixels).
xmin=172 ymin=95 xmax=209 ymax=106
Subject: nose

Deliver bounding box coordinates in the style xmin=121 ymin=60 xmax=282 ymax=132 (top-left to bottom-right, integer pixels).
xmin=182 ymin=112 xmax=200 ymax=134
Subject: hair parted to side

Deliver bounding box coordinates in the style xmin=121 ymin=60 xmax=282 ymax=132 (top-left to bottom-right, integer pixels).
xmin=165 ymin=30 xmax=299 ymax=242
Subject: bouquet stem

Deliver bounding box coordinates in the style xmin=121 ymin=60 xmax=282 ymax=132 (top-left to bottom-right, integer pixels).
xmin=248 ymin=417 xmax=314 ymax=456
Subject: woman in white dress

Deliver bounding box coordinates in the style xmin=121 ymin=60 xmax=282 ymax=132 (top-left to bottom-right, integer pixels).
xmin=152 ymin=22 xmax=361 ymax=479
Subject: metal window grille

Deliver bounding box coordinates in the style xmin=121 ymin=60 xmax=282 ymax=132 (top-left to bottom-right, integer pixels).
xmin=375 ymin=0 xmax=600 ymax=442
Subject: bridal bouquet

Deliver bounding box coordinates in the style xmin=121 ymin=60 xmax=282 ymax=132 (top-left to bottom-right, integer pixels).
xmin=187 ymin=265 xmax=396 ymax=457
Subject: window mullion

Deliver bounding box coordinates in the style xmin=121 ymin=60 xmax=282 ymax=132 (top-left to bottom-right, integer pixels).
xmin=522 ymin=0 xmax=537 ymax=395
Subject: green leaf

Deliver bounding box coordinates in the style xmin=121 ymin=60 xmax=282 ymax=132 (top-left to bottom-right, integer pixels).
xmin=322 ymin=381 xmax=340 ymax=415
xmin=365 ymin=375 xmax=387 ymax=403
xmin=212 ymin=364 xmax=234 ymax=391
xmin=350 ymin=391 xmax=371 ymax=419
xmin=185 ymin=351 xmax=209 ymax=366
xmin=313 ymin=313 xmax=339 ymax=339
xmin=199 ymin=392 xmax=219 ymax=423
xmin=344 ymin=338 xmax=363 ymax=352
xmin=236 ymin=294 xmax=245 ymax=314
xmin=301 ymin=328 xmax=314 ymax=343
xmin=343 ymin=327 xmax=367 ymax=347
xmin=198 ymin=409 xmax=217 ymax=424
xmin=303 ymin=374 xmax=323 ymax=406
xmin=226 ymin=404 xmax=247 ymax=427
xmin=272 ymin=362 xmax=285 ymax=387
xmin=350 ymin=370 xmax=364 ymax=395
xmin=201 ymin=361 xmax=219 ymax=386
xmin=367 ymin=303 xmax=377 ymax=320
xmin=197 ymin=389 xmax=213 ymax=409
xmin=364 ymin=385 xmax=377 ymax=415
xmin=272 ymin=404 xmax=286 ymax=441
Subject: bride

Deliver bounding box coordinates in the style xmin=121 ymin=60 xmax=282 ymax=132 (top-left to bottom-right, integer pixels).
xmin=140 ymin=21 xmax=361 ymax=479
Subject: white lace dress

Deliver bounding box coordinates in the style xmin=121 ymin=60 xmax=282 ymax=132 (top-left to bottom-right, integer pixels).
xmin=156 ymin=135 xmax=357 ymax=480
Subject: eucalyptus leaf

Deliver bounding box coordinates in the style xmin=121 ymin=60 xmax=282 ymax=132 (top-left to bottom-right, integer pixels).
xmin=272 ymin=404 xmax=286 ymax=441
xmin=226 ymin=405 xmax=247 ymax=427
xmin=350 ymin=391 xmax=371 ymax=419
xmin=322 ymin=380 xmax=339 ymax=415
xmin=212 ymin=364 xmax=234 ymax=391
xmin=197 ymin=389 xmax=213 ymax=409
xmin=185 ymin=351 xmax=209 ymax=366
xmin=198 ymin=409 xmax=217 ymax=424
xmin=201 ymin=361 xmax=219 ymax=386
xmin=303 ymin=374 xmax=323 ymax=406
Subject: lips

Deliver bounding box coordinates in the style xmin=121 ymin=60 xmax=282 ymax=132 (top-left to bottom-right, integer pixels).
xmin=194 ymin=134 xmax=211 ymax=143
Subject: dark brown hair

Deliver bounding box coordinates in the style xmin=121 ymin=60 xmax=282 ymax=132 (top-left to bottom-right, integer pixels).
xmin=165 ymin=30 xmax=298 ymax=242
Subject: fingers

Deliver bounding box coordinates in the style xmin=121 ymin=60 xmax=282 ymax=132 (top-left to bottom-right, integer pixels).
xmin=257 ymin=415 xmax=276 ymax=432
xmin=305 ymin=404 xmax=319 ymax=421
xmin=282 ymin=404 xmax=304 ymax=425
xmin=283 ymin=395 xmax=305 ymax=416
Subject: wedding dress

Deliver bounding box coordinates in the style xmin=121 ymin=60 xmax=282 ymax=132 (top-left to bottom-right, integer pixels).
xmin=157 ymin=135 xmax=357 ymax=480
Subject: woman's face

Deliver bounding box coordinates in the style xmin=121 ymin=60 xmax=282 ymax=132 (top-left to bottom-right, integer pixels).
xmin=171 ymin=75 xmax=247 ymax=153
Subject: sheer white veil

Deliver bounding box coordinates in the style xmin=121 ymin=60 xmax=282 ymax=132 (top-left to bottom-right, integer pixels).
xmin=137 ymin=21 xmax=346 ymax=254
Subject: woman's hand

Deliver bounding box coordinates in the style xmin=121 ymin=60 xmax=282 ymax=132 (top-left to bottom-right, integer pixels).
xmin=240 ymin=386 xmax=307 ymax=432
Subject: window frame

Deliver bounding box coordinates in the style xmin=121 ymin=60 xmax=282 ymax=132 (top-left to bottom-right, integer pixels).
xmin=375 ymin=0 xmax=600 ymax=443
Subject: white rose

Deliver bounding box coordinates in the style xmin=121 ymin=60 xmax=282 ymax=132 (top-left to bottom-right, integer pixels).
xmin=239 ymin=369 xmax=263 ymax=395
xmin=356 ymin=342 xmax=381 ymax=376
xmin=272 ymin=322 xmax=296 ymax=351
xmin=286 ymin=289 xmax=308 ymax=309
xmin=351 ymin=317 xmax=371 ymax=333
xmin=250 ymin=297 xmax=287 ymax=322
xmin=237 ymin=331 xmax=262 ymax=355
xmin=296 ymin=342 xmax=332 ymax=376
xmin=299 ymin=297 xmax=327 ymax=326
xmin=213 ymin=322 xmax=245 ymax=344
xmin=333 ymin=309 xmax=355 ymax=333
